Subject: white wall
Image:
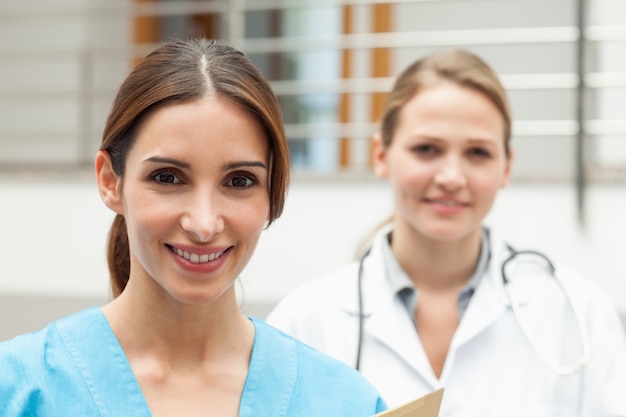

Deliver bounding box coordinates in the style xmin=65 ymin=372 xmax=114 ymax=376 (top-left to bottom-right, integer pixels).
xmin=0 ymin=178 xmax=624 ymax=315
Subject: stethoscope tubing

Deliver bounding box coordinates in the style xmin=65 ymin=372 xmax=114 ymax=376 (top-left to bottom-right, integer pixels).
xmin=501 ymin=246 xmax=590 ymax=375
xmin=355 ymin=248 xmax=367 ymax=371
xmin=354 ymin=244 xmax=590 ymax=375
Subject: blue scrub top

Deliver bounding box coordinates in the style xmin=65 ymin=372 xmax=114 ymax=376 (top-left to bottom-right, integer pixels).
xmin=0 ymin=307 xmax=386 ymax=416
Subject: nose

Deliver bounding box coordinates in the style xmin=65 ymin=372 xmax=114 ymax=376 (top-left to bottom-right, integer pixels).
xmin=180 ymin=190 xmax=224 ymax=242
xmin=433 ymin=154 xmax=467 ymax=191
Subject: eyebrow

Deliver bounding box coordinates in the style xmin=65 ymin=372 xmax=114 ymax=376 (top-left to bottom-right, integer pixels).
xmin=413 ymin=135 xmax=497 ymax=144
xmin=144 ymin=156 xmax=267 ymax=171
xmin=223 ymin=161 xmax=267 ymax=171
xmin=143 ymin=156 xmax=191 ymax=169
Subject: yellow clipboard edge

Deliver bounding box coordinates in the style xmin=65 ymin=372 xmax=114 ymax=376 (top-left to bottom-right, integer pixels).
xmin=372 ymin=387 xmax=444 ymax=417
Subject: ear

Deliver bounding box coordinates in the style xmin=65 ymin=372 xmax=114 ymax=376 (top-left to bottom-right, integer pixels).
xmin=95 ymin=150 xmax=124 ymax=214
xmin=371 ymin=132 xmax=389 ymax=179
xmin=500 ymin=147 xmax=515 ymax=188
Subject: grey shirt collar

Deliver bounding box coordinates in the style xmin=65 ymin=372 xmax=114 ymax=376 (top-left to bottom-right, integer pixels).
xmin=381 ymin=227 xmax=491 ymax=320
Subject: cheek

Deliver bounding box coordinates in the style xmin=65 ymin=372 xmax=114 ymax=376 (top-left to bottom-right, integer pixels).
xmin=124 ymin=194 xmax=175 ymax=242
xmin=226 ymin=196 xmax=270 ymax=233
xmin=471 ymin=173 xmax=504 ymax=204
xmin=389 ymin=160 xmax=432 ymax=192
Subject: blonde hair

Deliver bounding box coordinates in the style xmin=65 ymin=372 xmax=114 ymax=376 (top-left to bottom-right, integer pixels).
xmin=380 ymin=49 xmax=511 ymax=154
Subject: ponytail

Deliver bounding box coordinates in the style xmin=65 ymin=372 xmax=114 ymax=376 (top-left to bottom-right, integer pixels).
xmin=354 ymin=215 xmax=394 ymax=259
xmin=107 ymin=214 xmax=130 ymax=298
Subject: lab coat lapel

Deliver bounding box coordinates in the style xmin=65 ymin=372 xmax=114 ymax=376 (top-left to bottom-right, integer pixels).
xmin=360 ymin=236 xmax=440 ymax=386
xmin=365 ymin=293 xmax=440 ymax=385
xmin=449 ymin=235 xmax=511 ymax=352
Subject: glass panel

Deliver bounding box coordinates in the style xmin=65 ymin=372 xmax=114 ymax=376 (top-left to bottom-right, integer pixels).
xmin=245 ymin=7 xmax=341 ymax=39
xmin=279 ymin=94 xmax=339 ymax=125
xmin=280 ymin=93 xmax=340 ymax=173
xmin=245 ymin=6 xmax=343 ymax=172
xmin=248 ymin=50 xmax=342 ymax=82
xmin=160 ymin=13 xmax=220 ymax=39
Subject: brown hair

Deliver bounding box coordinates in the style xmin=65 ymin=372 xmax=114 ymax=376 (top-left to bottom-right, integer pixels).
xmin=101 ymin=38 xmax=290 ymax=297
xmin=380 ymin=49 xmax=512 ymax=155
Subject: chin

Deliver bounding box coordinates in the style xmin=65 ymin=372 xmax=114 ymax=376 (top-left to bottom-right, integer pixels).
xmin=422 ymin=225 xmax=481 ymax=243
xmin=172 ymin=280 xmax=237 ymax=306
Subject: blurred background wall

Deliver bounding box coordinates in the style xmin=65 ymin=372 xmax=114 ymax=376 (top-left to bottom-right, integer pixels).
xmin=1 ymin=0 xmax=626 ymax=340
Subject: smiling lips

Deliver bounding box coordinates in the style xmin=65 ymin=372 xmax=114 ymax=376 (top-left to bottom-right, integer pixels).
xmin=426 ymin=198 xmax=467 ymax=207
xmin=172 ymin=247 xmax=226 ymax=264
xmin=424 ymin=197 xmax=469 ymax=213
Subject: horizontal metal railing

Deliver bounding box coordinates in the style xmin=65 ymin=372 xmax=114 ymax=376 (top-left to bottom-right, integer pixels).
xmin=0 ymin=0 xmax=624 ymax=183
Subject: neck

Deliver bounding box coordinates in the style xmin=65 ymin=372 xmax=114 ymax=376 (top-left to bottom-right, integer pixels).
xmin=391 ymin=223 xmax=483 ymax=291
xmin=102 ymin=280 xmax=253 ymax=368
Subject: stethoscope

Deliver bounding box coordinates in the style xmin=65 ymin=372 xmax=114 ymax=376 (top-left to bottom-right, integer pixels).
xmin=354 ymin=244 xmax=591 ymax=376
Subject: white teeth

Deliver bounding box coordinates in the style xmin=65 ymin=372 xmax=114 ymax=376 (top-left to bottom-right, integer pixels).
xmin=174 ymin=248 xmax=224 ymax=264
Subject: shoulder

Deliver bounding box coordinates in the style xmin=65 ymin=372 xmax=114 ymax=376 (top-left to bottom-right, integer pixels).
xmin=489 ymin=230 xmax=602 ymax=298
xmin=270 ymin=226 xmax=391 ymax=318
xmin=0 ymin=307 xmax=99 ymax=369
xmin=555 ymin=263 xmax=625 ymax=330
xmin=285 ymin=261 xmax=360 ymax=302
xmin=0 ymin=320 xmax=60 ymax=374
xmin=0 ymin=308 xmax=101 ymax=413
xmin=252 ymin=320 xmax=378 ymax=387
xmin=252 ymin=319 xmax=386 ymax=415
xmin=0 ymin=321 xmax=61 ymax=414
xmin=489 ymin=230 xmax=624 ymax=333
xmin=268 ymin=261 xmax=359 ymax=315
xmin=291 ymin=334 xmax=387 ymax=414
xmin=266 ymin=261 xmax=359 ymax=334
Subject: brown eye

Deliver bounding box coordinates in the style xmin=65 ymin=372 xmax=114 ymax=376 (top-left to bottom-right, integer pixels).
xmin=412 ymin=144 xmax=440 ymax=157
xmin=153 ymin=171 xmax=182 ymax=184
xmin=468 ymin=148 xmax=491 ymax=158
xmin=226 ymin=174 xmax=256 ymax=189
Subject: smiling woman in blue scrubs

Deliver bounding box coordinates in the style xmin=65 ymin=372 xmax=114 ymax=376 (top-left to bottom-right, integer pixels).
xmin=0 ymin=38 xmax=386 ymax=417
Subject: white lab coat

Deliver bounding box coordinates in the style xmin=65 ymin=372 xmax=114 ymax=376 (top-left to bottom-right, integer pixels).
xmin=267 ymin=227 xmax=626 ymax=417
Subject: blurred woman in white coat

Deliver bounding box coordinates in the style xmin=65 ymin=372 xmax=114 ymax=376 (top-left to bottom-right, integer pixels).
xmin=267 ymin=49 xmax=626 ymax=416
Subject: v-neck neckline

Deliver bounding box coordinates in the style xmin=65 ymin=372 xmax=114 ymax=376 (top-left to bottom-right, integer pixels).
xmin=56 ymin=308 xmax=299 ymax=417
